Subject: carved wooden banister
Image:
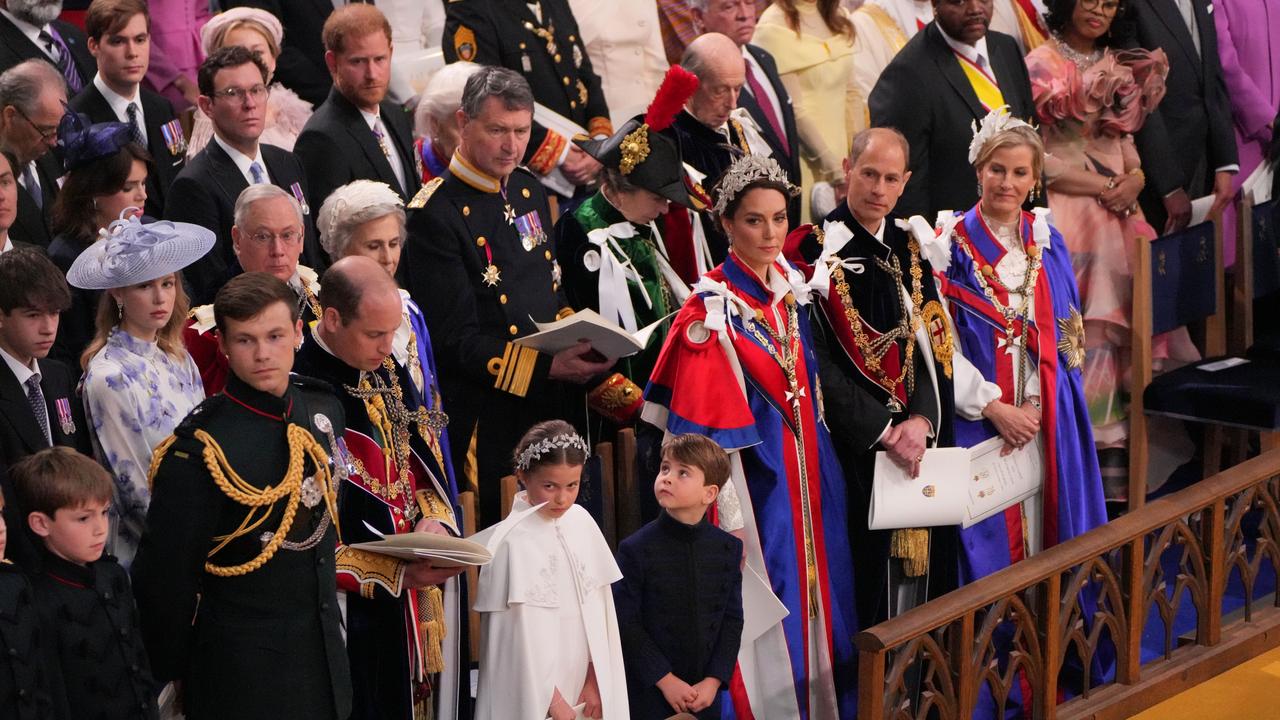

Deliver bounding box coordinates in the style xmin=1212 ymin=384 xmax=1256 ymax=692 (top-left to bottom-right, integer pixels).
xmin=855 ymin=448 xmax=1280 ymax=720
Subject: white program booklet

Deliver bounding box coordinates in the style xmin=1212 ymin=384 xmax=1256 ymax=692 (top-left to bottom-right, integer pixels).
xmin=868 ymin=447 xmax=971 ymax=530
xmin=515 ymin=308 xmax=669 ymax=358
xmin=962 ymin=434 xmax=1044 ymax=528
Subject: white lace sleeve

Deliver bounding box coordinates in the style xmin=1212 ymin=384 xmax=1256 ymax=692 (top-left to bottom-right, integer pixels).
xmin=716 ymin=477 xmax=745 ymax=532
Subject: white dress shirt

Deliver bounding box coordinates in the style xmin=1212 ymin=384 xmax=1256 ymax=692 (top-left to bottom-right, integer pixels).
xmin=213 ymin=134 xmax=269 ymax=187
xmin=360 ymin=108 xmax=408 ymax=194
xmin=93 ymin=74 xmax=148 ymax=145
xmin=742 ymin=47 xmax=786 ymax=138
xmin=0 ymin=9 xmax=57 ymax=62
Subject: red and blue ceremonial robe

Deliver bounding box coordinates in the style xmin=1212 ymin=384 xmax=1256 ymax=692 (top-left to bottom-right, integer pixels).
xmin=643 ymin=254 xmax=858 ymax=720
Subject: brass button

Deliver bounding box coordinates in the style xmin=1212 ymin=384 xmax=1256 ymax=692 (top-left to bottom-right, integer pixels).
xmin=570 ymin=100 xmax=577 ymax=109
xmin=554 ymin=53 xmax=562 ymax=63
xmin=476 ymin=236 xmax=486 ymax=247
xmin=499 ymin=294 xmax=508 ymax=304
xmin=509 ymin=324 xmax=519 ymax=336
xmin=562 ymin=76 xmax=570 ymax=86
xmin=521 ymin=188 xmax=531 ymax=198
xmin=519 ymin=41 xmax=527 ymax=49
xmin=569 ymin=35 xmax=576 ymax=42
xmin=544 ymin=250 xmax=552 ymax=260
xmin=463 ymin=205 xmax=470 ymax=216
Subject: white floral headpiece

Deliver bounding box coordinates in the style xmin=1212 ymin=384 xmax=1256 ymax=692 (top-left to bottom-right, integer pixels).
xmin=711 ymin=154 xmax=799 ymax=216
xmin=515 ymin=432 xmax=591 ymax=471
xmin=316 ymin=180 xmax=404 ymax=256
xmin=968 ymin=105 xmax=1036 ymax=166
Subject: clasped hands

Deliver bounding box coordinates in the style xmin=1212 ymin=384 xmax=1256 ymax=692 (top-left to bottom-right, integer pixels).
xmin=549 ymin=665 xmax=604 ymax=720
xmin=657 ymin=673 xmax=722 ymax=715
xmin=982 ymin=400 xmax=1041 ymax=456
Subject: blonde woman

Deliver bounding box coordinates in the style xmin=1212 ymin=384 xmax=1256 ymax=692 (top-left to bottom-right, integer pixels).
xmin=68 ymin=213 xmax=214 ymax=566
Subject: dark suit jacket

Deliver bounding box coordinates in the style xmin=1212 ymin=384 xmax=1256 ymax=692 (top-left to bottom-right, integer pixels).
xmin=869 ymin=24 xmax=1035 ymax=218
xmin=0 ymin=15 xmax=94 ymax=83
xmin=70 ymin=84 xmax=184 ymax=218
xmin=295 ymin=88 xmax=420 ymax=214
xmin=165 ymin=140 xmax=319 ymax=305
xmin=740 ymin=43 xmax=802 ymax=226
xmin=0 ymin=355 xmax=92 ymax=571
xmin=1128 ymin=0 xmax=1238 ymax=230
xmin=224 ymin=0 xmax=332 ymax=107
xmin=9 ymin=154 xmax=61 ymax=248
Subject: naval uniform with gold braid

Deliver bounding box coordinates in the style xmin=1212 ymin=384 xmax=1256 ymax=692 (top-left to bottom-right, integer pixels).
xmin=294 ymin=325 xmax=462 ymax=720
xmin=444 ymin=0 xmax=612 ymax=182
xmin=131 ymin=374 xmax=351 ymax=720
xmin=402 ymin=153 xmax=579 ymax=525
xmin=790 ymin=203 xmax=958 ymax=627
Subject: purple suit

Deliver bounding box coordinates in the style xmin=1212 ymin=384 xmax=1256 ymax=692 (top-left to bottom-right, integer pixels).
xmin=142 ymin=0 xmax=210 ymax=111
xmin=1215 ymin=0 xmax=1278 ymax=262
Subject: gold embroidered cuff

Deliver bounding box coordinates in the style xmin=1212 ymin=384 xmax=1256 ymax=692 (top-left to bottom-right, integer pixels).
xmin=487 ymin=342 xmax=540 ymax=398
xmin=528 ymin=129 xmax=568 ymax=175
xmin=587 ymin=116 xmax=613 ymax=138
xmin=555 ymin=306 xmax=575 ymax=320
xmin=336 ymin=546 xmax=406 ymax=597
xmin=415 ymin=489 xmax=457 ymax=531
xmin=588 ymin=372 xmax=644 ymax=424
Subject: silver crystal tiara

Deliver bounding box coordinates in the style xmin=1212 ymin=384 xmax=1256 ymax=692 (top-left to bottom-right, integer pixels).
xmin=515 ymin=432 xmax=591 ymax=471
xmin=711 ymin=154 xmax=799 ymax=216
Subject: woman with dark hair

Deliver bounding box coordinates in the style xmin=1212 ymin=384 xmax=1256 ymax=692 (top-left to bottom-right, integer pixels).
xmin=644 ymin=154 xmax=857 ymax=719
xmin=0 ymin=151 xmax=17 ymax=252
xmin=1027 ymin=0 xmax=1197 ymax=499
xmin=47 ymin=113 xmax=153 ymax=366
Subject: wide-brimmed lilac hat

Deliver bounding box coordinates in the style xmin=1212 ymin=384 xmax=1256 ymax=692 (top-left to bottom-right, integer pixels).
xmin=67 ymin=211 xmax=215 ymax=290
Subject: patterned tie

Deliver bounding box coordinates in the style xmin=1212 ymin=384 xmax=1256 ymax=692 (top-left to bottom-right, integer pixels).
xmin=372 ymin=118 xmax=406 ymax=194
xmin=744 ymin=62 xmax=789 ymax=156
xmin=37 ymin=28 xmax=83 ymax=93
xmin=249 ymin=161 xmax=267 ymax=184
xmin=126 ymin=102 xmax=145 ymax=146
xmin=25 ymin=376 xmax=51 ymax=446
xmin=21 ymin=163 xmax=42 ymax=210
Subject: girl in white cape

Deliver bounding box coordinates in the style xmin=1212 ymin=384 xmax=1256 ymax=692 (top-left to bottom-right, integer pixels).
xmin=472 ymin=420 xmax=630 ymax=720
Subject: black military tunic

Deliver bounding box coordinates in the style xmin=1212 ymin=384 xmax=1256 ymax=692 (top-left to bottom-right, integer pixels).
xmin=0 ymin=562 xmax=56 ymax=720
xmin=131 ymin=374 xmax=352 ymax=720
xmin=444 ymin=0 xmax=612 ymax=177
xmin=403 ymin=156 xmax=578 ymax=526
xmin=665 ymin=109 xmax=751 ymax=266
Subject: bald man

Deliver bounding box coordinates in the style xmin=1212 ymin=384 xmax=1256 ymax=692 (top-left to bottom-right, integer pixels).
xmin=295 ymin=255 xmax=466 ymax=720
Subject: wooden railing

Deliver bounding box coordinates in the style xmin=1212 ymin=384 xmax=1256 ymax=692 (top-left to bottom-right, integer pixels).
xmin=856 ymin=448 xmax=1280 ymax=720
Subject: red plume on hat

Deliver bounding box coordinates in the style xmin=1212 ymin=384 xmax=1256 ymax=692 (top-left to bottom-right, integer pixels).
xmin=644 ymin=65 xmax=699 ymax=132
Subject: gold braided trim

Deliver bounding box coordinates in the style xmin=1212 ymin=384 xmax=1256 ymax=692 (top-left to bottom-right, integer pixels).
xmin=415 ymin=489 xmax=455 ymax=526
xmin=336 ymin=546 xmax=406 ymax=597
xmin=147 ymin=435 xmax=179 ymax=491
xmin=418 ymin=585 xmax=446 ymax=674
xmin=528 ymin=129 xmax=568 ymax=175
xmin=193 ymin=425 xmax=336 ymax=577
xmin=891 ymin=527 xmax=930 ymax=577
xmin=488 ymin=342 xmax=540 ymax=397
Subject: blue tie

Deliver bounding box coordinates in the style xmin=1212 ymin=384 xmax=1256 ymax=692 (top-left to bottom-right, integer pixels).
xmin=25 ymin=376 xmax=51 ymax=446
xmin=250 ymin=161 xmax=267 ymax=184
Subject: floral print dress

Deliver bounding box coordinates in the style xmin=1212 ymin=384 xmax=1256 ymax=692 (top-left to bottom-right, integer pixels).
xmin=82 ymin=327 xmax=204 ymax=567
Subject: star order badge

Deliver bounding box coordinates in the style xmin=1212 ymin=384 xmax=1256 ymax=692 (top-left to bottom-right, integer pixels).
xmin=481 ymin=263 xmax=502 ymax=287
xmin=1057 ymin=306 xmax=1086 ymax=370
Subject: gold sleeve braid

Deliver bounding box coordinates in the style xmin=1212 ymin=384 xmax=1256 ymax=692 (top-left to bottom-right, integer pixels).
xmin=336 ymin=546 xmax=407 ymax=598
xmin=415 ymin=489 xmax=456 ymax=529
xmin=487 ymin=342 xmax=540 ymax=397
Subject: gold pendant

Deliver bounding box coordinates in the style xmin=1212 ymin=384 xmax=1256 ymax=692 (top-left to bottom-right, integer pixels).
xmin=481 ymin=263 xmax=502 ymax=287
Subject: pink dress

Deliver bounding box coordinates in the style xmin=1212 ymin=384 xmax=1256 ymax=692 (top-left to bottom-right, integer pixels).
xmin=1027 ymin=41 xmax=1198 ymax=447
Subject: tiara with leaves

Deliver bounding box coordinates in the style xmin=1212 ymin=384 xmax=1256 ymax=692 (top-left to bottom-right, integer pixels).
xmin=968 ymin=105 xmax=1036 ymax=165
xmin=711 ymin=154 xmax=799 ymax=216
xmin=515 ymin=432 xmax=591 ymax=471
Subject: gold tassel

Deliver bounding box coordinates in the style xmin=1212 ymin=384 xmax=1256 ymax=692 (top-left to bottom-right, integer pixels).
xmin=417 ymin=586 xmax=446 ymax=674
xmin=891 ymin=527 xmax=930 ymax=577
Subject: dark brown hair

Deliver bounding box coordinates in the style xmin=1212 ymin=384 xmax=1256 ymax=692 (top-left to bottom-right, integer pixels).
xmin=51 ymin=143 xmax=152 ymax=245
xmin=662 ymin=434 xmax=731 ymax=489
xmin=198 ymin=45 xmax=270 ymax=97
xmin=85 ymin=0 xmax=150 ymax=40
xmin=322 ymin=4 xmax=392 ymax=55
xmin=0 ymin=246 xmax=71 ymax=313
xmin=213 ymin=272 xmax=300 ymax=334
xmin=774 ymin=0 xmax=854 ymax=41
xmin=11 ymin=447 xmax=114 ymax=516
xmin=513 ymin=420 xmax=589 ymax=473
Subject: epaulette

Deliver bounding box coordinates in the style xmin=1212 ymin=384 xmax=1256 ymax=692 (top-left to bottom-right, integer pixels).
xmin=407 ymin=176 xmax=444 ymax=209
xmin=290 ymin=372 xmax=337 ymax=395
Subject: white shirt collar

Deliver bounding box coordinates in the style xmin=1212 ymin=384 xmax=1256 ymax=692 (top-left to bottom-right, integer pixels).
xmin=0 ymin=344 xmax=39 ymax=388
xmin=861 ymin=216 xmax=887 ymax=244
xmin=360 ymin=108 xmax=383 ymax=133
xmin=0 ymin=9 xmax=47 ymax=48
xmin=0 ymin=236 xmax=13 ymax=254
xmin=93 ymin=73 xmax=141 ymax=115
xmin=938 ymin=24 xmax=991 ymax=67
xmin=213 ymin=133 xmax=267 ymax=186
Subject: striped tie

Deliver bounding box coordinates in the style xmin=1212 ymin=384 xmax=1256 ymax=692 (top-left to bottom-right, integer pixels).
xmin=955 ymin=52 xmax=1005 ymax=112
xmin=38 ymin=28 xmax=83 ymax=93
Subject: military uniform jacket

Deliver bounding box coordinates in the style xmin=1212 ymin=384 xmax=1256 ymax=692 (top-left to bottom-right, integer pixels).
xmin=0 ymin=562 xmax=57 ymax=720
xmin=444 ymin=0 xmax=612 ymax=176
xmin=31 ymin=549 xmax=158 ymax=720
xmin=131 ymin=374 xmax=352 ymax=720
xmin=403 ymin=154 xmax=575 ymax=522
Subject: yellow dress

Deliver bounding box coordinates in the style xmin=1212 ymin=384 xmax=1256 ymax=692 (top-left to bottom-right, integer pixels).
xmin=752 ymin=1 xmax=863 ymax=222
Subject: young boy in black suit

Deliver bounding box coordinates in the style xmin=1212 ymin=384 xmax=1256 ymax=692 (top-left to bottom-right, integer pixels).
xmin=613 ymin=434 xmax=744 ymax=719
xmin=14 ymin=447 xmax=158 ymax=720
xmin=0 ymin=489 xmax=57 ymax=720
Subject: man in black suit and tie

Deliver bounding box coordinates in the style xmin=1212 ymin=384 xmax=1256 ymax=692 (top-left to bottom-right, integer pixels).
xmin=225 ymin=0 xmax=332 ymax=107
xmin=0 ymin=247 xmax=92 ymax=570
xmin=167 ymin=46 xmax=318 ymax=305
xmin=295 ymin=4 xmax=419 ymax=215
xmin=869 ymin=0 xmax=1035 ymax=219
xmin=0 ymin=60 xmax=66 ymax=248
xmin=70 ymin=0 xmax=184 ymax=219
xmin=693 ymin=0 xmax=803 ymax=227
xmin=1127 ymin=0 xmax=1237 ymax=234
xmin=0 ymin=0 xmax=94 ymax=88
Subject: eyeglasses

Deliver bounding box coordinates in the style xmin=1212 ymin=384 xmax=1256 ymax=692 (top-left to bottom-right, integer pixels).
xmin=1080 ymin=0 xmax=1121 ymax=16
xmin=14 ymin=105 xmax=58 ymax=141
xmin=209 ymin=84 xmax=270 ymax=103
xmin=247 ymin=229 xmax=303 ymax=245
